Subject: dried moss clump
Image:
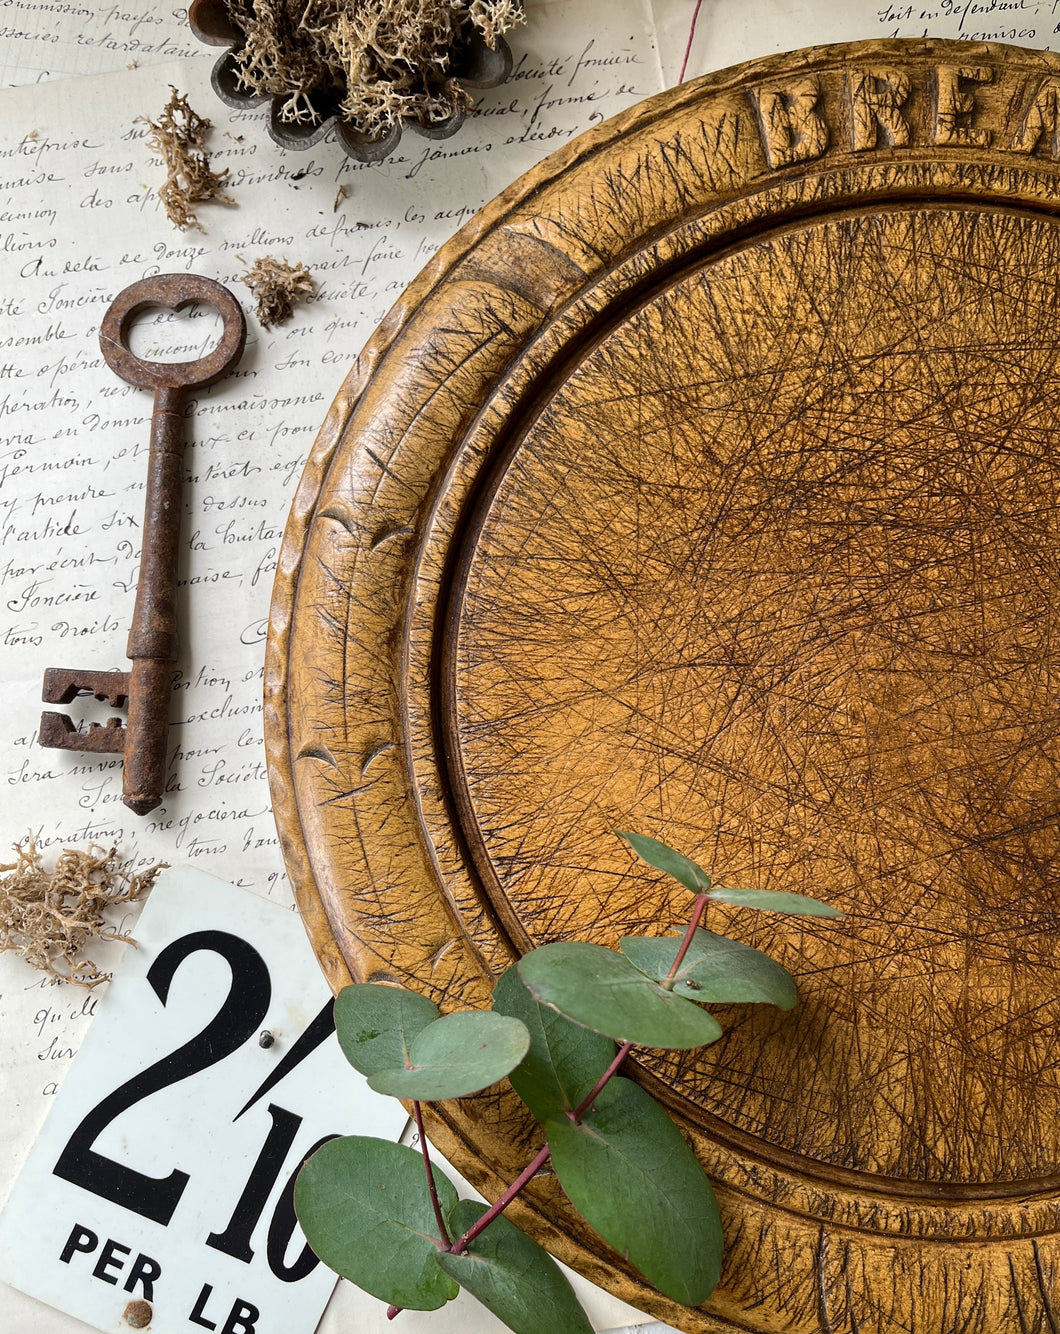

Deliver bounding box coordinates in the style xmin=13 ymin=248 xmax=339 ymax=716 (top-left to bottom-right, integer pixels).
xmin=241 ymin=255 xmax=316 ymax=328
xmin=0 ymin=836 xmax=163 ymax=987
xmin=145 ymin=87 xmax=235 ymax=230
xmin=227 ymin=0 xmax=524 ymax=135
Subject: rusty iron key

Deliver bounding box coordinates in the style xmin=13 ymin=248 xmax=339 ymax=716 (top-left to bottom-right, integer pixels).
xmin=40 ymin=274 xmax=247 ymax=815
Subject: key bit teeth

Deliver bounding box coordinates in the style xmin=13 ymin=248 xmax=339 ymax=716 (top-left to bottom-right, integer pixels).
xmin=42 ymin=667 xmax=131 ymax=708
xmin=39 ymin=711 xmax=127 ymax=754
xmin=38 ymin=711 xmax=75 ymax=745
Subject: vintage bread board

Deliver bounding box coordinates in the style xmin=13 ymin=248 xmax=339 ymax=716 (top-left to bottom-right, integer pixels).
xmin=265 ymin=39 xmax=1060 ymax=1333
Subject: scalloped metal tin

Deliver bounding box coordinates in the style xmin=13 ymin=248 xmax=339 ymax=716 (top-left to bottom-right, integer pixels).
xmin=187 ymin=0 xmax=514 ymax=163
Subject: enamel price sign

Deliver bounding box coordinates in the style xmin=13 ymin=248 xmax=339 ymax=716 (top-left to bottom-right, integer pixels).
xmin=0 ymin=868 xmax=406 ymax=1334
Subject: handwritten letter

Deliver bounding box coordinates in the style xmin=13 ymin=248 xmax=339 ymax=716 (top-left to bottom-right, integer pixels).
xmin=0 ymin=12 xmax=661 ymax=1333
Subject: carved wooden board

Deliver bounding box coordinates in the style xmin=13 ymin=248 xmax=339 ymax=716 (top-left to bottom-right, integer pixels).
xmin=266 ymin=40 xmax=1060 ymax=1333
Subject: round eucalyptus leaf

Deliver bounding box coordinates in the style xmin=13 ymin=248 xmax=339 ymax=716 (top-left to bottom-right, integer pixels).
xmin=492 ymin=965 xmax=615 ymax=1119
xmin=518 ymin=942 xmax=722 ymax=1048
xmin=708 ymin=887 xmax=843 ymax=917
xmin=334 ymin=983 xmax=439 ymax=1076
xmin=617 ymin=831 xmax=712 ymax=893
xmin=367 ymin=1010 xmax=531 ymax=1100
xmin=545 ymin=1077 xmax=722 ymax=1305
xmin=620 ymin=930 xmax=797 ymax=1009
xmin=294 ymin=1136 xmax=458 ymax=1310
xmin=436 ymin=1199 xmax=594 ymax=1334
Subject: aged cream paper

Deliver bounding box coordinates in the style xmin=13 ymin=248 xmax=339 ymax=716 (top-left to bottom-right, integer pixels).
xmin=0 ymin=3 xmax=203 ymax=85
xmin=657 ymin=0 xmax=1058 ymax=85
xmin=0 ymin=4 xmax=666 ymax=1330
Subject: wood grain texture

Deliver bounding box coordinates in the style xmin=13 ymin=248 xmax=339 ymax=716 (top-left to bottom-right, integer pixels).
xmin=266 ymin=40 xmax=1060 ymax=1333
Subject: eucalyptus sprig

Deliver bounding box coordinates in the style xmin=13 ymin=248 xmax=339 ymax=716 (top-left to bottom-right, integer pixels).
xmin=294 ymin=833 xmax=842 ymax=1332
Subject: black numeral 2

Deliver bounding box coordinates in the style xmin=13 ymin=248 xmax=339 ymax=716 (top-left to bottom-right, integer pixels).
xmin=52 ymin=930 xmax=339 ymax=1283
xmin=54 ymin=931 xmax=271 ymax=1225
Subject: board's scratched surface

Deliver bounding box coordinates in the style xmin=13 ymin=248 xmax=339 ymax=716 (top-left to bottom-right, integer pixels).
xmin=266 ymin=41 xmax=1060 ymax=1333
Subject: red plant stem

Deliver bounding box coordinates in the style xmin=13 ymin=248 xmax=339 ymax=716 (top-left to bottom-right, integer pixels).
xmin=572 ymin=1041 xmax=633 ymax=1120
xmin=390 ymin=1140 xmax=554 ymax=1318
xmin=412 ymin=1100 xmax=450 ymax=1247
xmin=660 ymin=891 xmax=709 ymax=988
xmin=448 ymin=1140 xmax=553 ymax=1256
xmin=391 ymin=896 xmax=708 ymax=1318
xmin=451 ymin=1038 xmax=637 ymax=1257
xmin=678 ymin=0 xmax=705 ymax=83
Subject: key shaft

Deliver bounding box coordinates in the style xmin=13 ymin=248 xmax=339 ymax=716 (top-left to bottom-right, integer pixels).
xmin=122 ymin=383 xmax=189 ymax=813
